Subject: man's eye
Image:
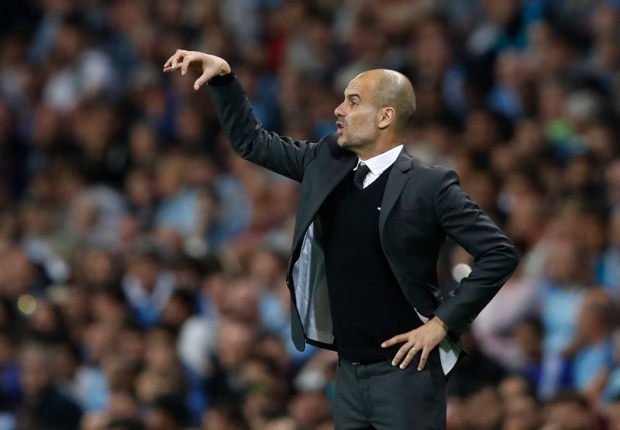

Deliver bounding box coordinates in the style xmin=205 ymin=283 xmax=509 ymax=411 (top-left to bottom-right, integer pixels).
xmin=350 ymin=101 xmax=356 ymax=106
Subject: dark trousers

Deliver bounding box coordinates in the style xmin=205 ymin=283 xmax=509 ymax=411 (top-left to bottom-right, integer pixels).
xmin=334 ymin=350 xmax=448 ymax=430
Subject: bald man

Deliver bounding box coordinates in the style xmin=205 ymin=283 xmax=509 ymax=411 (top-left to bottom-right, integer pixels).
xmin=164 ymin=51 xmax=519 ymax=430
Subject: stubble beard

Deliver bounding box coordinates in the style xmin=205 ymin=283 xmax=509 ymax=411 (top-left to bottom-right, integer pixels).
xmin=337 ymin=135 xmax=360 ymax=150
xmin=337 ymin=125 xmax=363 ymax=148
xmin=337 ymin=129 xmax=375 ymax=156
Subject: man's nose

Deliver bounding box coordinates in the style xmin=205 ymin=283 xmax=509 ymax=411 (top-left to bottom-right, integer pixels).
xmin=334 ymin=102 xmax=345 ymax=118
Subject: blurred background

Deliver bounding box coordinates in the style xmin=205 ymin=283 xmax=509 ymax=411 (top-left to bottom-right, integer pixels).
xmin=2 ymin=0 xmax=620 ymax=429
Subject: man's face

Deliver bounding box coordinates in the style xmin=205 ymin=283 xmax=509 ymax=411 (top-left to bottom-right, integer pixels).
xmin=20 ymin=347 xmax=51 ymax=398
xmin=544 ymin=402 xmax=593 ymax=430
xmin=334 ymin=74 xmax=379 ymax=150
xmin=146 ymin=410 xmax=177 ymax=430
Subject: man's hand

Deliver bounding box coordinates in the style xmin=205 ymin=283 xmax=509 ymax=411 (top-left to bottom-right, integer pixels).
xmin=163 ymin=50 xmax=232 ymax=90
xmin=381 ymin=317 xmax=448 ymax=371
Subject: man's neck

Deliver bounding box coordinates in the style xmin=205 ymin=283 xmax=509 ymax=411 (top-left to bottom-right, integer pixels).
xmin=356 ymin=138 xmax=404 ymax=161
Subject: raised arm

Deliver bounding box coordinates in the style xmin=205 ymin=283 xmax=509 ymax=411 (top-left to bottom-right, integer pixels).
xmin=163 ymin=50 xmax=320 ymax=182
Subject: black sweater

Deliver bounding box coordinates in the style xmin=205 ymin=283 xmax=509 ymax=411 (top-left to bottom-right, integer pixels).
xmin=319 ymin=165 xmax=422 ymax=363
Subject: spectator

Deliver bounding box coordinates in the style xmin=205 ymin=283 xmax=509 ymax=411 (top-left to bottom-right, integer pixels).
xmin=606 ymin=396 xmax=620 ymax=430
xmin=106 ymin=418 xmax=146 ymax=430
xmin=3 ymin=0 xmax=620 ymax=427
xmin=145 ymin=394 xmax=187 ymax=430
xmin=15 ymin=341 xmax=82 ymax=430
xmin=542 ymin=391 xmax=605 ymax=430
xmin=122 ymin=247 xmax=176 ymax=328
xmin=473 ymin=260 xmax=539 ymax=371
xmin=569 ymin=288 xmax=616 ymax=401
xmin=539 ymin=238 xmax=590 ymax=356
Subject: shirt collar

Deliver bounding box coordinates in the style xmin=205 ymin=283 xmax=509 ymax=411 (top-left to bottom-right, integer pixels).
xmin=356 ymin=144 xmax=403 ymax=175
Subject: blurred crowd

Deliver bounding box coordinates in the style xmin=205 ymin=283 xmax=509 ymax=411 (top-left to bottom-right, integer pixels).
xmin=2 ymin=0 xmax=620 ymax=429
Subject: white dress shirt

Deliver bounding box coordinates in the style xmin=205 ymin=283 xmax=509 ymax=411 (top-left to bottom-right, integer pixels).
xmin=355 ymin=145 xmax=403 ymax=188
xmin=354 ymin=144 xmax=461 ymax=374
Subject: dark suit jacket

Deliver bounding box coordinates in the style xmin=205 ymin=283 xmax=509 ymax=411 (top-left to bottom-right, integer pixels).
xmin=208 ymin=75 xmax=519 ymax=352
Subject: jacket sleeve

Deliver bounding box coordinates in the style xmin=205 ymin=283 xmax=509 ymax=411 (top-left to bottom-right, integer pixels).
xmin=432 ymin=169 xmax=519 ymax=337
xmin=207 ymin=74 xmax=321 ymax=183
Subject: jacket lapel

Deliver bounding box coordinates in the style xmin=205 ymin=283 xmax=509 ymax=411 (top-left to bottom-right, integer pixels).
xmin=379 ymin=149 xmax=414 ymax=242
xmin=292 ymin=145 xmax=413 ymax=252
xmin=292 ymin=153 xmax=357 ymax=251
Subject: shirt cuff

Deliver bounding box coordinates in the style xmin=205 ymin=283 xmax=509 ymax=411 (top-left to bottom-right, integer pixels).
xmin=208 ymin=72 xmax=235 ymax=87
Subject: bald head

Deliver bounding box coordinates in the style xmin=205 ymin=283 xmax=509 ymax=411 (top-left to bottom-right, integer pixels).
xmin=335 ymin=69 xmax=417 ymax=156
xmin=354 ymin=69 xmax=416 ymax=132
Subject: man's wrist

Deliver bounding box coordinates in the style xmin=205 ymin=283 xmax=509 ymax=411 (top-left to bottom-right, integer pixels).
xmin=431 ymin=316 xmax=449 ymax=333
xmin=218 ymin=62 xmax=232 ymax=76
xmin=208 ymin=71 xmax=235 ymax=87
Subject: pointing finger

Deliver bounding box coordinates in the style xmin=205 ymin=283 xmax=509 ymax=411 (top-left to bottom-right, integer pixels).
xmin=164 ymin=50 xmax=184 ymax=69
xmin=381 ymin=333 xmax=406 ymax=348
xmin=182 ymin=52 xmax=199 ymax=76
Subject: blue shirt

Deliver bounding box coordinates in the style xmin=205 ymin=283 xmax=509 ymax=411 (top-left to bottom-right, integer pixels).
xmin=572 ymin=336 xmax=615 ymax=391
xmin=541 ymin=283 xmax=585 ymax=354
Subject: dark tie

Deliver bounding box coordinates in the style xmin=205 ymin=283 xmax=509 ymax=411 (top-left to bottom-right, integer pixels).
xmin=353 ymin=163 xmax=371 ymax=189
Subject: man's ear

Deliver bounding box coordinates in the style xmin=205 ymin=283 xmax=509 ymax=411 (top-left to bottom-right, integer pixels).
xmin=377 ymin=107 xmax=395 ymax=130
